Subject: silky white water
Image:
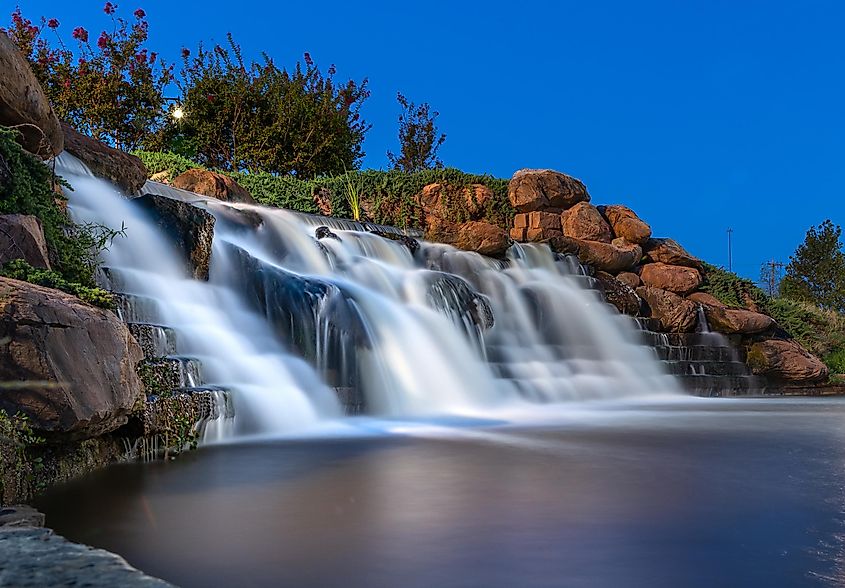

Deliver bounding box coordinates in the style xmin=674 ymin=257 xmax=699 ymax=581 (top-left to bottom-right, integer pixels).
xmin=57 ymin=155 xmax=679 ymax=439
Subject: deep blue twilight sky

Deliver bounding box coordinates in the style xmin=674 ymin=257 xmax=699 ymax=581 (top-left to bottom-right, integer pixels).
xmin=14 ymin=0 xmax=845 ymax=281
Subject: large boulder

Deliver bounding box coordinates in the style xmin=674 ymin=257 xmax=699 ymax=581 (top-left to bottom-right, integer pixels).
xmin=747 ymin=339 xmax=828 ymax=383
xmin=0 ymin=278 xmax=144 ymax=440
xmin=0 ymin=214 xmax=51 ymax=269
xmin=639 ymin=262 xmax=702 ymax=295
xmin=561 ymin=202 xmax=613 ymax=243
xmin=508 ymin=169 xmax=589 ymax=212
xmin=598 ymin=205 xmax=652 ymax=245
xmin=0 ymin=35 xmax=63 ymax=158
xmin=439 ymin=220 xmax=511 ymax=257
xmin=636 ymin=286 xmax=697 ymax=332
xmin=704 ymin=306 xmax=775 ymax=335
xmin=547 ymin=236 xmax=642 ymax=273
xmin=594 ymin=271 xmax=641 ymax=315
xmin=643 ymin=238 xmax=703 ymax=270
xmin=60 ymin=123 xmax=147 ymax=194
xmin=171 ymin=169 xmax=256 ymax=204
xmin=616 ymin=271 xmax=641 ymax=289
xmin=417 ymin=183 xmax=492 ymax=231
xmin=135 ymin=194 xmax=215 ymax=280
xmin=687 ymin=291 xmax=724 ymax=307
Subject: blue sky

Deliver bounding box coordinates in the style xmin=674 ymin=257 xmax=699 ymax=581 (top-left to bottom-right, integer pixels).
xmin=13 ymin=0 xmax=845 ymax=282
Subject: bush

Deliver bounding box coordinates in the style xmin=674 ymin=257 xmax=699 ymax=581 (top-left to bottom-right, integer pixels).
xmin=0 ymin=259 xmax=115 ymax=309
xmin=4 ymin=5 xmax=173 ymax=151
xmin=387 ymin=92 xmax=446 ymax=172
xmin=132 ymin=150 xmax=197 ymax=181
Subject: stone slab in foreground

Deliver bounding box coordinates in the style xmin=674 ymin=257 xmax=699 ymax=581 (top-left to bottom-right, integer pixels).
xmin=0 ymin=527 xmax=175 ymax=587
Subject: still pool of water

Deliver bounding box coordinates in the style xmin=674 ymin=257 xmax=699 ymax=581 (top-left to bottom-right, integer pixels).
xmin=35 ymin=398 xmax=845 ymax=587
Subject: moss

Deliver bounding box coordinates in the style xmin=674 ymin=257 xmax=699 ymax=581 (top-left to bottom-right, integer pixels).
xmin=136 ymin=359 xmax=179 ymax=398
xmin=0 ymin=259 xmax=115 ymax=309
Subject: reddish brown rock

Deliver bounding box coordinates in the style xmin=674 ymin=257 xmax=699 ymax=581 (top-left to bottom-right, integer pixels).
xmin=0 ymin=214 xmax=51 ymax=269
xmin=313 ymin=186 xmax=332 ymax=216
xmin=528 ymin=211 xmax=561 ymax=231
xmin=687 ymin=292 xmax=725 ymax=307
xmin=526 ymin=227 xmax=562 ymax=242
xmin=0 ymin=35 xmax=63 ymax=158
xmin=643 ymin=238 xmax=703 ymax=270
xmin=465 ymin=184 xmax=492 ymax=219
xmin=546 ymin=236 xmax=642 ymax=273
xmin=594 ymin=271 xmax=641 ymax=315
xmin=510 ymin=227 xmax=527 ymax=241
xmin=0 ymin=277 xmax=144 ymax=440
xmin=432 ymin=220 xmax=510 ymax=257
xmin=616 ymin=271 xmax=641 ymax=289
xmin=513 ymin=213 xmax=529 ymax=229
xmin=61 ymin=122 xmax=147 ymax=193
xmin=636 ymin=286 xmax=697 ymax=332
xmin=639 ymin=262 xmax=702 ymax=295
xmin=171 ymin=169 xmax=256 ymax=204
xmin=561 ymin=202 xmax=613 ymax=243
xmin=704 ymin=306 xmax=775 ymax=335
xmin=508 ymin=169 xmax=589 ymax=212
xmin=747 ymin=339 xmax=828 ymax=383
xmin=598 ymin=205 xmax=652 ymax=245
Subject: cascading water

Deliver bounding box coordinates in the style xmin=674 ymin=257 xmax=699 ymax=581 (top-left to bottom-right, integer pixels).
xmin=58 ymin=155 xmax=679 ymax=441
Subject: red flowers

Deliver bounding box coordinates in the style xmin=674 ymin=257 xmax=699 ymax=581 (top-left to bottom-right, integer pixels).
xmin=97 ymin=32 xmax=109 ymax=49
xmin=72 ymin=26 xmax=89 ymax=43
xmin=47 ymin=18 xmax=59 ymax=29
xmin=103 ymin=2 xmax=116 ymax=15
xmin=303 ymin=52 xmax=313 ymax=66
xmin=133 ymin=8 xmax=145 ymax=18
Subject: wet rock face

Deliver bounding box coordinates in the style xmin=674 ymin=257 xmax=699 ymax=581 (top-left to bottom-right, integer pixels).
xmin=747 ymin=339 xmax=829 ymax=383
xmin=171 ymin=168 xmax=256 ymax=204
xmin=369 ymin=229 xmax=420 ymax=255
xmin=60 ymin=122 xmax=147 ymax=193
xmin=430 ymin=220 xmax=511 ymax=258
xmin=594 ymin=271 xmax=641 ymax=315
xmin=508 ymin=169 xmax=590 ymax=212
xmin=315 ymin=226 xmax=341 ymax=241
xmin=561 ymin=202 xmax=613 ymax=243
xmin=0 ymin=35 xmax=63 ymax=158
xmin=639 ymin=262 xmax=702 ymax=295
xmin=0 ymin=277 xmax=144 ymax=440
xmin=0 ymin=214 xmax=51 ymax=269
xmin=134 ymin=193 xmax=215 ymax=280
xmin=636 ymin=285 xmax=697 ymax=332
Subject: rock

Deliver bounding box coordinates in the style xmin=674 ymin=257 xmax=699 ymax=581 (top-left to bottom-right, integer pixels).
xmin=0 ymin=35 xmax=63 ymax=158
xmin=528 ymin=211 xmax=562 ymax=231
xmin=616 ymin=271 xmax=641 ymax=289
xmin=60 ymin=122 xmax=147 ymax=193
xmin=594 ymin=271 xmax=641 ymax=315
xmin=636 ymin=286 xmax=697 ymax=332
xmin=430 ymin=221 xmax=510 ymax=257
xmin=547 ymin=236 xmax=641 ymax=273
xmin=639 ymin=262 xmax=702 ymax=295
xmin=0 ymin=278 xmax=144 ymax=440
xmin=510 ymin=227 xmax=527 ymax=241
xmin=0 ymin=505 xmax=44 ymax=527
xmin=561 ymin=202 xmax=613 ymax=243
xmin=0 ymin=214 xmax=51 ymax=269
xmin=526 ymin=227 xmax=562 ymax=242
xmin=465 ymin=184 xmax=492 ymax=219
xmin=704 ymin=306 xmax=775 ymax=335
xmin=508 ymin=169 xmax=589 ymax=212
xmin=598 ymin=205 xmax=652 ymax=245
xmin=747 ymin=339 xmax=829 ymax=383
xmin=135 ymin=194 xmax=215 ymax=280
xmin=687 ymin=292 xmax=725 ymax=307
xmin=643 ymin=238 xmax=703 ymax=270
xmin=313 ymin=186 xmax=333 ymax=216
xmin=315 ymin=226 xmax=341 ymax=241
xmin=416 ymin=183 xmax=493 ymax=231
xmin=171 ymin=169 xmax=256 ymax=204
xmin=369 ymin=230 xmax=420 ymax=255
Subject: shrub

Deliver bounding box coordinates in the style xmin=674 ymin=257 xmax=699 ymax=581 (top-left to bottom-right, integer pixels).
xmin=387 ymin=92 xmax=446 ymax=172
xmin=4 ymin=5 xmax=173 ymax=151
xmin=132 ymin=150 xmax=197 ymax=181
xmin=780 ymin=219 xmax=845 ymax=313
xmin=0 ymin=259 xmax=115 ymax=309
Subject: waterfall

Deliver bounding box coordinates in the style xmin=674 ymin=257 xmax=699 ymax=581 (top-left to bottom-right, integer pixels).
xmin=56 ymin=155 xmax=680 ymax=440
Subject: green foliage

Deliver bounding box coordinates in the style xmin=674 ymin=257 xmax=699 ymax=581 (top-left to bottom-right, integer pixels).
xmin=136 ymin=358 xmax=178 ymax=398
xmin=823 ymin=347 xmax=845 ymax=375
xmin=0 ymin=410 xmax=44 ymax=450
xmin=0 ymin=259 xmax=115 ymax=308
xmin=387 ymin=92 xmax=446 ymax=172
xmin=5 ymin=5 xmax=173 ymax=151
xmin=780 ymin=219 xmax=845 ymax=313
xmin=132 ymin=150 xmax=197 ymax=181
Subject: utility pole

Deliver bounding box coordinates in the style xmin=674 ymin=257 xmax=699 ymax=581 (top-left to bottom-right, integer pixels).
xmin=764 ymin=259 xmax=785 ymax=297
xmin=727 ymin=228 xmax=733 ymax=272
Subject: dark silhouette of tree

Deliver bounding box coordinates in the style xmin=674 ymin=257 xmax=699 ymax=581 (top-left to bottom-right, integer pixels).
xmin=780 ymin=219 xmax=845 ymax=313
xmin=387 ymin=93 xmax=445 ymax=172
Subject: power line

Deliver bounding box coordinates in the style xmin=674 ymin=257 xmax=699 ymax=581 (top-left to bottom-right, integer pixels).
xmin=763 ymin=259 xmax=785 ymax=296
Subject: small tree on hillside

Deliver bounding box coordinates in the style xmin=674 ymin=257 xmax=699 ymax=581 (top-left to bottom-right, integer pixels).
xmin=780 ymin=219 xmax=845 ymax=313
xmin=387 ymin=93 xmax=446 ymax=172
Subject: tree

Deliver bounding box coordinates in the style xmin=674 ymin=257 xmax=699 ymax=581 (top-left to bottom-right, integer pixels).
xmin=780 ymin=219 xmax=845 ymax=312
xmin=387 ymin=93 xmax=446 ymax=172
xmin=4 ymin=5 xmax=173 ymax=151
xmin=162 ymin=37 xmax=370 ymax=177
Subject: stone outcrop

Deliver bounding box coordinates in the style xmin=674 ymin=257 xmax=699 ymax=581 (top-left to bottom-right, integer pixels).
xmin=747 ymin=339 xmax=829 ymax=382
xmin=171 ymin=169 xmax=256 ymax=204
xmin=508 ymin=169 xmax=589 ymax=212
xmin=598 ymin=205 xmax=652 ymax=245
xmin=636 ymin=286 xmax=697 ymax=332
xmin=643 ymin=238 xmax=703 ymax=270
xmin=561 ymin=202 xmax=613 ymax=243
xmin=60 ymin=123 xmax=147 ymax=193
xmin=616 ymin=271 xmax=641 ymax=289
xmin=547 ymin=236 xmax=642 ymax=273
xmin=0 ymin=35 xmax=63 ymax=158
xmin=440 ymin=221 xmax=510 ymax=257
xmin=704 ymin=306 xmax=775 ymax=335
xmin=594 ymin=271 xmax=640 ymax=315
xmin=0 ymin=214 xmax=51 ymax=269
xmin=687 ymin=292 xmax=724 ymax=307
xmin=135 ymin=194 xmax=215 ymax=280
xmin=0 ymin=278 xmax=144 ymax=440
xmin=639 ymin=262 xmax=702 ymax=295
